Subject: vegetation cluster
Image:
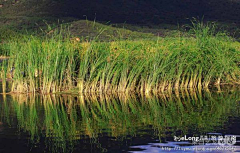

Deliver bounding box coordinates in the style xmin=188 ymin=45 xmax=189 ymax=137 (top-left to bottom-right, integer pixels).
xmin=0 ymin=21 xmax=239 ymax=94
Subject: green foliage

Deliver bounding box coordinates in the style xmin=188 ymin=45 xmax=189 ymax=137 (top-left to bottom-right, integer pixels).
xmin=0 ymin=22 xmax=240 ymax=94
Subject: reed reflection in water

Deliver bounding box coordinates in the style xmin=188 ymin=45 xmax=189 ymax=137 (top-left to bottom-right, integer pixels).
xmin=0 ymin=89 xmax=240 ymax=152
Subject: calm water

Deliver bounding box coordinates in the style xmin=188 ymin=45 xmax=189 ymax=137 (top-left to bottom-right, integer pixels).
xmin=0 ymin=89 xmax=240 ymax=153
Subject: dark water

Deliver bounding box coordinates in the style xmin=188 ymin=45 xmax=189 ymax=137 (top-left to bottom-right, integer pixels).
xmin=0 ymin=89 xmax=240 ymax=153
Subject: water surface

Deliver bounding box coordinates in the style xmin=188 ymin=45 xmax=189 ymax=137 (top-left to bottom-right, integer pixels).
xmin=0 ymin=89 xmax=240 ymax=152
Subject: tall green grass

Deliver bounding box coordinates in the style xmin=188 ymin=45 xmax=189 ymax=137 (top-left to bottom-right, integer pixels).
xmin=0 ymin=22 xmax=239 ymax=94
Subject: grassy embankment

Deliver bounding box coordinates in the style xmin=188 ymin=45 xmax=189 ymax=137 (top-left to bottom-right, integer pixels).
xmin=0 ymin=21 xmax=240 ymax=94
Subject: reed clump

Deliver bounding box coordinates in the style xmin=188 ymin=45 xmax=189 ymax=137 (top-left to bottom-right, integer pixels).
xmin=0 ymin=22 xmax=239 ymax=94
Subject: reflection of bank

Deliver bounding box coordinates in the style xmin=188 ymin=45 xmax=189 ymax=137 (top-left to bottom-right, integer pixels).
xmin=0 ymin=121 xmax=3 ymax=132
xmin=0 ymin=90 xmax=239 ymax=152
